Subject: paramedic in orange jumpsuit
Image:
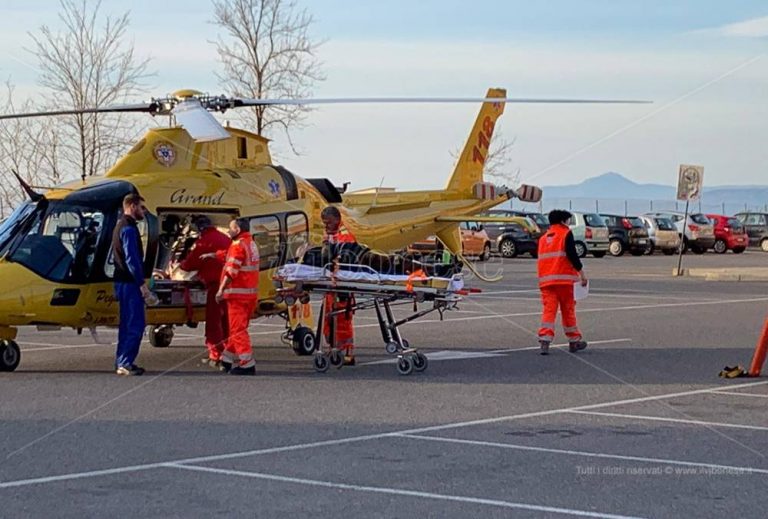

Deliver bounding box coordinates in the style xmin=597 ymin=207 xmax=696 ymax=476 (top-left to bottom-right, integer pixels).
xmin=321 ymin=206 xmax=357 ymax=366
xmin=180 ymin=216 xmax=231 ymax=367
xmin=214 ymin=218 xmax=260 ymax=376
xmin=537 ymin=210 xmax=589 ymax=355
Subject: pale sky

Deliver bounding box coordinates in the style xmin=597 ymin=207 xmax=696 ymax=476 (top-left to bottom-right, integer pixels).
xmin=0 ymin=0 xmax=766 ymax=191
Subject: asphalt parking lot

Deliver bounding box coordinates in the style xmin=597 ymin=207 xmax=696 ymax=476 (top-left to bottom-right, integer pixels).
xmin=1 ymin=252 xmax=767 ymax=518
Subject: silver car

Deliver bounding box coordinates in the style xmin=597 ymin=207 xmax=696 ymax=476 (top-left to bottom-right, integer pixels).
xmin=568 ymin=212 xmax=609 ymax=258
xmin=643 ymin=212 xmax=715 ymax=254
xmin=639 ymin=216 xmax=681 ymax=255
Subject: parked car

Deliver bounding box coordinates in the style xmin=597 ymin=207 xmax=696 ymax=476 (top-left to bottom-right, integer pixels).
xmin=567 ymin=212 xmax=609 ymax=258
xmin=734 ymin=212 xmax=768 ymax=252
xmin=482 ymin=215 xmax=540 ymax=240
xmin=493 ymin=222 xmax=538 ymax=258
xmin=508 ymin=210 xmax=550 ymax=233
xmin=482 ymin=210 xmax=543 ymax=235
xmin=639 ymin=216 xmax=680 ymax=255
xmin=408 ymin=220 xmax=491 ymax=261
xmin=644 ymin=211 xmax=715 ymax=254
xmin=706 ymin=214 xmax=748 ymax=254
xmin=599 ymin=214 xmax=651 ymax=257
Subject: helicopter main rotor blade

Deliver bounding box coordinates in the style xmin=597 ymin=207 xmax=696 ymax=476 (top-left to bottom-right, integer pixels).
xmin=233 ymin=96 xmax=651 ymax=107
xmin=0 ymin=103 xmax=158 ymax=121
xmin=172 ymin=99 xmax=231 ymax=142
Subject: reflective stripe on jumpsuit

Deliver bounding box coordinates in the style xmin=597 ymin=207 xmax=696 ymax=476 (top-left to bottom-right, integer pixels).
xmin=537 ymin=223 xmax=582 ymax=343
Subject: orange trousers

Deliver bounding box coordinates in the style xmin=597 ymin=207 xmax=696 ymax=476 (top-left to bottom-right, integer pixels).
xmin=222 ymin=299 xmax=257 ymax=368
xmin=323 ymin=294 xmax=354 ymax=355
xmin=538 ymin=284 xmax=582 ymax=343
xmin=204 ymin=283 xmax=228 ymax=361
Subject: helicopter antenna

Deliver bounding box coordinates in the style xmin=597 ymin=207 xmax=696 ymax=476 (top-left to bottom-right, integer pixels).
xmin=371 ymin=176 xmax=386 ymax=208
xmin=11 ymin=169 xmax=44 ymax=202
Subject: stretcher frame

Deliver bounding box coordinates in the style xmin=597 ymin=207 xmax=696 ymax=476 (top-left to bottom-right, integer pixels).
xmin=275 ymin=264 xmax=464 ymax=375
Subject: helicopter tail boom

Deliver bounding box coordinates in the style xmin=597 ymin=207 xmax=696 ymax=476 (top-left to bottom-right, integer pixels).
xmin=445 ymin=88 xmax=506 ymax=194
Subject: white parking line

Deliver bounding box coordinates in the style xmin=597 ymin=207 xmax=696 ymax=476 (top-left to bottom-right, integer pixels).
xmin=358 ymin=338 xmax=632 ymax=366
xmin=711 ymin=391 xmax=768 ymax=399
xmin=397 ymin=434 xmax=768 ymax=475
xmin=23 ymin=344 xmax=110 ymax=352
xmin=1 ymin=380 xmax=765 ymax=490
xmin=568 ymin=410 xmax=768 ymax=432
xmin=391 ymin=297 xmax=768 ymax=326
xmin=488 ymin=338 xmax=632 ymax=354
xmin=167 ymin=463 xmax=647 ymax=519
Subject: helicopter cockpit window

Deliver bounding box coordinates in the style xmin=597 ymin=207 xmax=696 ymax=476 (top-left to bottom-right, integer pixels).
xmin=8 ymin=202 xmax=106 ymax=283
xmin=285 ymin=213 xmax=309 ymax=262
xmin=249 ymin=215 xmax=280 ymax=270
xmin=0 ymin=201 xmax=36 ymax=255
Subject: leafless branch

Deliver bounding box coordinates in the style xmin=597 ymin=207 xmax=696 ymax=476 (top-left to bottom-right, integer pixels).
xmin=0 ymin=81 xmax=64 ymax=214
xmin=27 ymin=0 xmax=151 ymax=182
xmin=451 ymin=131 xmax=520 ymax=187
xmin=211 ymin=0 xmax=325 ymax=152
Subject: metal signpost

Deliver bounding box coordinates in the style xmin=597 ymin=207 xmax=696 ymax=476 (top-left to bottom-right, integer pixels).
xmin=675 ymin=164 xmax=704 ymax=276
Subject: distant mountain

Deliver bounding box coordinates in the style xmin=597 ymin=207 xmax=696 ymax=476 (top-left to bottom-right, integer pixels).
xmin=541 ymin=172 xmax=768 ymax=204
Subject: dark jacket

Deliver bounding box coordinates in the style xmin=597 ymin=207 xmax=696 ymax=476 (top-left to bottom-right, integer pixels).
xmin=564 ymin=232 xmax=583 ymax=272
xmin=112 ymin=215 xmax=145 ymax=285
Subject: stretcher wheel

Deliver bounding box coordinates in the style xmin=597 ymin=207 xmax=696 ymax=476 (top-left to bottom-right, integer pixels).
xmin=284 ymin=295 xmax=296 ymax=306
xmin=401 ymin=339 xmax=410 ymax=349
xmin=413 ymin=352 xmax=428 ymax=372
xmin=329 ymin=349 xmax=343 ymax=367
xmin=385 ymin=342 xmax=399 ymax=355
xmin=396 ymin=356 xmax=413 ymax=376
xmin=291 ymin=326 xmax=316 ymax=356
xmin=313 ymin=354 xmax=330 ymax=373
xmin=300 ymin=295 xmax=310 ymax=304
xmin=149 ymin=325 xmax=174 ymax=348
xmin=0 ymin=340 xmax=20 ymax=372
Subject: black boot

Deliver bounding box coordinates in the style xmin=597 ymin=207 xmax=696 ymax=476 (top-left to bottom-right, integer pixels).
xmin=569 ymin=340 xmax=588 ymax=353
xmin=229 ymin=365 xmax=256 ymax=376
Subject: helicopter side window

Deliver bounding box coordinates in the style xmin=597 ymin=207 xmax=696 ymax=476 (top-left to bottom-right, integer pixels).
xmin=8 ymin=203 xmax=106 ymax=283
xmin=285 ymin=213 xmax=309 ymax=263
xmin=249 ymin=215 xmax=280 ymax=270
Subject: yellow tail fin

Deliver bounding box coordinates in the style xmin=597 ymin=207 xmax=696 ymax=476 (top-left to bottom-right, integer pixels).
xmin=445 ymin=88 xmax=507 ymax=193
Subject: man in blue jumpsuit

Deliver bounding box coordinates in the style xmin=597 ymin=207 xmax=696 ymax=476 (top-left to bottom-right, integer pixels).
xmin=112 ymin=193 xmax=150 ymax=376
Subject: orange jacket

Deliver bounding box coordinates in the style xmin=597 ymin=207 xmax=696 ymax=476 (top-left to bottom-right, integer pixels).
xmin=217 ymin=232 xmax=259 ymax=301
xmin=324 ymin=223 xmax=357 ymax=245
xmin=537 ymin=224 xmax=579 ymax=288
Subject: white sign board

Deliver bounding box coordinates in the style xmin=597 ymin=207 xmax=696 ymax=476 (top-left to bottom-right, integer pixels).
xmin=676 ymin=164 xmax=704 ymax=201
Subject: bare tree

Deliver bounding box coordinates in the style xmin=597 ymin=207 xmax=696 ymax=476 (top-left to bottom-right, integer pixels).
xmin=483 ymin=133 xmax=519 ymax=187
xmin=0 ymin=82 xmax=63 ymax=216
xmin=452 ymin=131 xmax=520 ymax=187
xmin=29 ymin=0 xmax=150 ymax=181
xmin=211 ymin=0 xmax=325 ymax=149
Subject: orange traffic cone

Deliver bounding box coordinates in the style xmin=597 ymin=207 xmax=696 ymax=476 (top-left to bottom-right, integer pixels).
xmin=748 ymin=316 xmax=768 ymax=377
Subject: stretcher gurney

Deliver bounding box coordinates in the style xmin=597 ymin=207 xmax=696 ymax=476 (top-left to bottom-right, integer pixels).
xmin=274 ymin=263 xmax=470 ymax=375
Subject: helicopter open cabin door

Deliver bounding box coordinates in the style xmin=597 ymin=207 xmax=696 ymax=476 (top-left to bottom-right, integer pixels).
xmin=283 ymin=212 xmax=313 ymax=329
xmin=150 ymin=210 xmax=238 ymax=325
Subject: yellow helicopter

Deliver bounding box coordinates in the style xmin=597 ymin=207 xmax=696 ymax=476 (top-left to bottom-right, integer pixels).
xmin=0 ymin=88 xmax=643 ymax=371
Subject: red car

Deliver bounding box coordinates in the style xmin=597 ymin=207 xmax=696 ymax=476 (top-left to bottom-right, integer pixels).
xmin=706 ymin=214 xmax=748 ymax=254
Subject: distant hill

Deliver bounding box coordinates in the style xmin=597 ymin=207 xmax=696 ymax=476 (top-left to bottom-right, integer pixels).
xmin=541 ymin=172 xmax=768 ymax=204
